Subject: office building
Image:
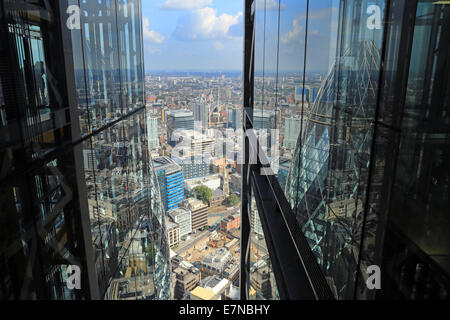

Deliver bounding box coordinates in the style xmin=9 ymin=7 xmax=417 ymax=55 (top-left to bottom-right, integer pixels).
xmin=283 ymin=116 xmax=303 ymax=150
xmin=166 ymin=220 xmax=180 ymax=248
xmin=147 ymin=115 xmax=160 ymax=150
xmin=173 ymin=155 xmax=212 ymax=180
xmin=200 ymin=247 xmax=232 ymax=277
xmin=253 ymin=109 xmax=276 ymax=131
xmin=173 ymin=267 xmax=201 ymax=300
xmin=0 ymin=0 xmax=171 ymax=300
xmin=167 ymin=110 xmax=195 ymax=140
xmin=182 ymin=198 xmax=208 ymax=231
xmin=169 ymin=207 xmax=192 ymax=238
xmin=154 ymin=157 xmax=185 ymax=212
xmin=295 ymin=85 xmax=318 ymax=105
xmin=210 ymin=189 xmax=226 ymax=207
xmin=193 ymin=101 xmax=210 ymax=129
xmin=250 ymin=257 xmax=275 ymax=300
xmin=227 ymin=107 xmax=242 ymax=130
xmin=171 ymin=129 xmax=215 ymax=158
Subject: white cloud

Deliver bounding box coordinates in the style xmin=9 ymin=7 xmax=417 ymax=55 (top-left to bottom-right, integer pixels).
xmin=173 ymin=7 xmax=242 ymax=41
xmin=143 ymin=18 xmax=165 ymax=43
xmin=159 ymin=0 xmax=212 ymax=11
xmin=281 ymin=16 xmax=303 ymax=44
xmin=281 ymin=7 xmax=338 ymax=44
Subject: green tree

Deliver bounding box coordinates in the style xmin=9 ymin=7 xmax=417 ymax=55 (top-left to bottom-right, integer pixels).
xmin=193 ymin=185 xmax=212 ymax=205
xmin=226 ymin=193 xmax=240 ymax=206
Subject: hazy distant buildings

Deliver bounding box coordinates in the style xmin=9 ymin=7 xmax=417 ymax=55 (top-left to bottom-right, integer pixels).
xmin=253 ymin=109 xmax=276 ymax=131
xmin=295 ymin=85 xmax=318 ymax=104
xmin=227 ymin=107 xmax=242 ymax=130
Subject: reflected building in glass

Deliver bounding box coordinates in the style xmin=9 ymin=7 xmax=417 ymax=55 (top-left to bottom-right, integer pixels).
xmin=247 ymin=0 xmax=450 ymax=300
xmin=284 ymin=0 xmax=450 ymax=299
xmin=0 ymin=0 xmax=171 ymax=300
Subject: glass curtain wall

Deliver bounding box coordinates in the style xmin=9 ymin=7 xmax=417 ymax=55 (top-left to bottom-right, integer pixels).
xmin=0 ymin=0 xmax=171 ymax=300
xmin=251 ymin=0 xmax=450 ymax=300
xmin=69 ymin=0 xmax=171 ymax=300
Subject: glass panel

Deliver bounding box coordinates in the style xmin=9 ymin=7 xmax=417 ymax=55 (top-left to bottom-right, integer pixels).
xmin=249 ymin=193 xmax=279 ymax=300
xmin=73 ymin=0 xmax=124 ymax=135
xmin=285 ymin=0 xmax=387 ymax=299
xmin=384 ymin=1 xmax=450 ymax=299
xmin=276 ymin=0 xmax=308 ymax=191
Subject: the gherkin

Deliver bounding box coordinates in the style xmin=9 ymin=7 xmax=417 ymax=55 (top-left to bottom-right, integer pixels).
xmin=286 ymin=40 xmax=382 ymax=299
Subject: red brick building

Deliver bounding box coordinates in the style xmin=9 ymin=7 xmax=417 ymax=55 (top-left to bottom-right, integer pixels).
xmin=221 ymin=214 xmax=240 ymax=232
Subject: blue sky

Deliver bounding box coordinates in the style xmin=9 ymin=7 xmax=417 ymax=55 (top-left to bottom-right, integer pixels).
xmin=142 ymin=0 xmax=244 ymax=71
xmin=142 ymin=0 xmax=339 ymax=72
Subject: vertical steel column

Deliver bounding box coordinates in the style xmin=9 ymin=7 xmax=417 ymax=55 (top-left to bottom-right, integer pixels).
xmin=239 ymin=0 xmax=255 ymax=300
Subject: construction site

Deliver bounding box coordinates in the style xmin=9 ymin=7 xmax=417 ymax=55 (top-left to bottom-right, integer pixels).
xmin=182 ymin=230 xmax=240 ymax=263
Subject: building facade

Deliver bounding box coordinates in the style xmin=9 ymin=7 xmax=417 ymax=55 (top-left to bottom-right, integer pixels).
xmin=283 ymin=116 xmax=302 ymax=150
xmin=173 ymin=155 xmax=212 ymax=180
xmin=182 ymin=198 xmax=208 ymax=231
xmin=147 ymin=114 xmax=160 ymax=150
xmin=169 ymin=207 xmax=192 ymax=238
xmin=154 ymin=156 xmax=185 ymax=212
xmin=193 ymin=101 xmax=210 ymax=129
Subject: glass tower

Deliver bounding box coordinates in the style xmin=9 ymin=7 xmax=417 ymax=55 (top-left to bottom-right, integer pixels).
xmin=0 ymin=0 xmax=171 ymax=300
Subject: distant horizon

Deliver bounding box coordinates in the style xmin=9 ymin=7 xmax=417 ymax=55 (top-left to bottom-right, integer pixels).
xmin=144 ymin=69 xmax=329 ymax=74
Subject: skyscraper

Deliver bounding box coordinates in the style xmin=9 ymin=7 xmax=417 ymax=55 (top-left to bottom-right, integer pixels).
xmin=227 ymin=107 xmax=242 ymax=131
xmin=147 ymin=114 xmax=160 ymax=151
xmin=0 ymin=0 xmax=171 ymax=300
xmin=193 ymin=101 xmax=210 ymax=129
